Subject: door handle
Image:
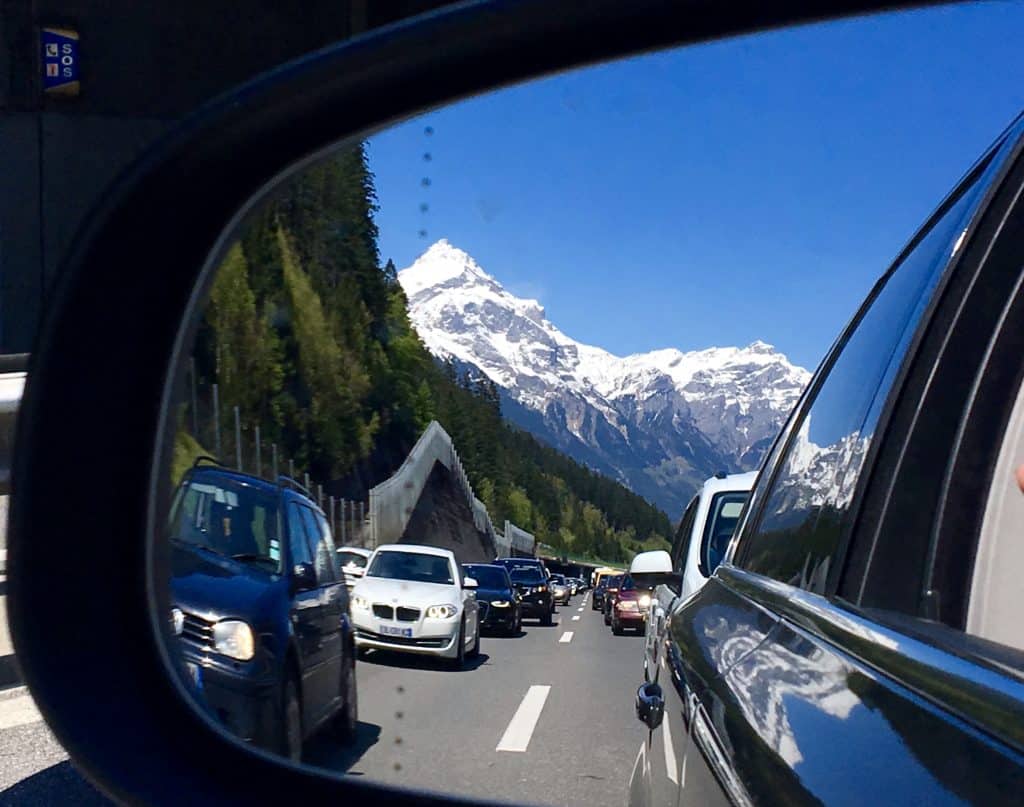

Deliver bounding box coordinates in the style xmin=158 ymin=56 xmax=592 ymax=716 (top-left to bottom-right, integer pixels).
xmin=635 ymin=681 xmax=665 ymax=730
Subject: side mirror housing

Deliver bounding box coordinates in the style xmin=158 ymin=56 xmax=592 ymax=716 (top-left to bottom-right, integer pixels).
xmin=636 ymin=681 xmax=665 ymax=730
xmin=630 ymin=550 xmax=681 ymax=594
xmin=292 ymin=562 xmax=317 ymax=592
xmin=463 ymin=576 xmax=478 ymax=589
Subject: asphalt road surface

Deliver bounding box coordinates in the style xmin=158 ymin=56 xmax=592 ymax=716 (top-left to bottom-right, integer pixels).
xmin=307 ymin=590 xmax=648 ymax=806
xmin=0 ymin=591 xmax=646 ymax=806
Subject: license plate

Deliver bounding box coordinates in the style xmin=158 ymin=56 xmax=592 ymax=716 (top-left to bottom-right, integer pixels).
xmin=380 ymin=625 xmax=413 ymax=637
xmin=186 ymin=662 xmax=203 ymax=692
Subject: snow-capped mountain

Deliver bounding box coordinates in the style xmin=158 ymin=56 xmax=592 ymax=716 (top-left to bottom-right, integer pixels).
xmin=398 ymin=239 xmax=812 ymax=518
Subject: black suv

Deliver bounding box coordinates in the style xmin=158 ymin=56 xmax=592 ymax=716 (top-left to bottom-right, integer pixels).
xmin=501 ymin=562 xmax=554 ymax=625
xmin=167 ymin=461 xmax=357 ymax=761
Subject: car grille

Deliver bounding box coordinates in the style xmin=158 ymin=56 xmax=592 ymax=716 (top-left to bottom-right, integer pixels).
xmin=181 ymin=612 xmax=213 ymax=648
xmin=355 ymin=629 xmax=447 ymax=648
xmin=372 ymin=604 xmax=394 ymax=619
xmin=396 ymin=607 xmax=420 ymax=622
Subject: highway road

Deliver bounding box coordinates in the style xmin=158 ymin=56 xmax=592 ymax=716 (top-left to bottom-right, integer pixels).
xmin=0 ymin=591 xmax=646 ymax=805
xmin=307 ymin=590 xmax=647 ymax=806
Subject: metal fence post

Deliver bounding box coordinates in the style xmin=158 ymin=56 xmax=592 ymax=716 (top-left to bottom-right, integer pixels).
xmin=329 ymin=497 xmax=335 ymax=535
xmin=272 ymin=444 xmax=278 ymax=481
xmin=304 ymin=472 xmax=310 ymax=493
xmin=317 ymin=484 xmax=323 ymax=507
xmin=254 ymin=426 xmax=261 ymax=477
xmin=340 ymin=500 xmax=347 ymax=544
xmin=234 ymin=406 xmax=242 ymax=470
xmin=289 ymin=459 xmax=294 ymax=480
xmin=189 ymin=357 xmax=198 ymax=436
xmin=212 ymin=383 xmax=221 ymax=460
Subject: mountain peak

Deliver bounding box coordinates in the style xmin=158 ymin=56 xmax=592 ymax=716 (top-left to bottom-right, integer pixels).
xmin=398 ymin=238 xmax=495 ymax=298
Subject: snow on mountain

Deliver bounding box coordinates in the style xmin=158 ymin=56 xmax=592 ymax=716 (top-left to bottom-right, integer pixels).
xmin=398 ymin=239 xmax=812 ymax=517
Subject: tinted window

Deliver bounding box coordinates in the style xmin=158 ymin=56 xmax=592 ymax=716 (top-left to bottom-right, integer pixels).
xmin=287 ymin=503 xmax=313 ymax=568
xmin=510 ymin=569 xmax=546 ymax=585
xmin=367 ymin=551 xmax=454 ymax=585
xmin=671 ymin=496 xmax=699 ymax=572
xmin=297 ymin=506 xmax=336 ymax=584
xmin=738 ymin=169 xmax=988 ymax=592
xmin=464 ymin=565 xmax=510 ymax=588
xmin=700 ymin=491 xmax=750 ymax=575
xmin=168 ymin=473 xmax=282 ymax=572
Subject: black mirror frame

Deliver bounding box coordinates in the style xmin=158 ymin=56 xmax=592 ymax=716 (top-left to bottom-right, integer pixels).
xmin=9 ymin=0 xmax=938 ymax=803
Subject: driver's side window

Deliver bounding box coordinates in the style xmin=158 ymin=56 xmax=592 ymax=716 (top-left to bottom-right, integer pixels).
xmin=287 ymin=503 xmax=313 ymax=568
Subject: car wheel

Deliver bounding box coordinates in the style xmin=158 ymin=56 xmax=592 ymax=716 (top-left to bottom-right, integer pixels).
xmin=333 ymin=651 xmax=358 ymax=743
xmin=451 ymin=617 xmax=466 ymax=670
xmin=280 ymin=675 xmax=302 ymax=763
xmin=612 ymin=622 xmax=623 ymax=636
xmin=604 ymin=610 xmax=611 ymax=626
xmin=541 ymin=607 xmax=553 ymax=626
xmin=468 ymin=621 xmax=480 ymax=659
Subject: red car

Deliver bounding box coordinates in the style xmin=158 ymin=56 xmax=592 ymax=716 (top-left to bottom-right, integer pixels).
xmin=609 ymin=575 xmax=651 ymax=635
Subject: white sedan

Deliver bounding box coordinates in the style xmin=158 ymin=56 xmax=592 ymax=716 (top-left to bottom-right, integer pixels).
xmin=350 ymin=544 xmax=481 ymax=668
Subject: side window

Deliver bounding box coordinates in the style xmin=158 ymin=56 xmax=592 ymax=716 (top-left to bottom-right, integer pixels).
xmin=299 ymin=506 xmax=336 ymax=584
xmin=671 ymin=496 xmax=699 ymax=572
xmin=287 ymin=503 xmax=313 ymax=568
xmin=700 ymin=492 xmax=748 ymax=576
xmin=737 ymin=166 xmax=989 ymax=593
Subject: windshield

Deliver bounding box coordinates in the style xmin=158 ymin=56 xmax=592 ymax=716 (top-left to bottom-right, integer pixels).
xmin=550 ymin=574 xmax=565 ymax=584
xmin=366 ymin=551 xmax=454 ymax=585
xmin=464 ymin=565 xmax=509 ymax=588
xmin=607 ymin=575 xmax=623 ymax=589
xmin=169 ymin=471 xmax=281 ymax=572
xmin=619 ymin=575 xmax=635 ymax=591
xmin=510 ymin=569 xmax=546 ymax=585
xmin=337 ymin=551 xmax=368 ymax=570
xmin=701 ymin=491 xmax=750 ymax=574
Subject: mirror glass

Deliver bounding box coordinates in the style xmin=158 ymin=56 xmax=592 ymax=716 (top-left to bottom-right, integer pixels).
xmin=153 ymin=7 xmax=1024 ymax=804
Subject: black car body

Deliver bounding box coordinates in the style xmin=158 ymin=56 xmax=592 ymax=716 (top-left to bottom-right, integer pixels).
xmin=631 ymin=117 xmax=1024 ymax=807
xmin=168 ymin=463 xmax=357 ymax=759
xmin=507 ymin=565 xmax=554 ymax=625
xmin=463 ymin=563 xmax=521 ymax=635
xmin=592 ymin=578 xmax=609 ymax=611
xmin=602 ymin=574 xmax=624 ymax=625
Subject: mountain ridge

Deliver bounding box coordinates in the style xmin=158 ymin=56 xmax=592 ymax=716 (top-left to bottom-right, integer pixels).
xmin=399 ymin=239 xmax=811 ymax=517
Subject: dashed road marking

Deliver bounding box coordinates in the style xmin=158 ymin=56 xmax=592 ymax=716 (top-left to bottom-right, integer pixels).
xmin=0 ymin=688 xmax=42 ymax=730
xmin=559 ymin=631 xmax=574 ymax=643
xmin=571 ymin=615 xmax=580 ymax=621
xmin=577 ymin=607 xmax=584 ymax=612
xmin=496 ymin=685 xmax=551 ymax=752
xmin=663 ymin=713 xmax=678 ymax=784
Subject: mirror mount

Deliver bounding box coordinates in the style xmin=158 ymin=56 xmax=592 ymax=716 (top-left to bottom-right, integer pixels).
xmin=636 ymin=682 xmax=665 ymax=730
xmin=629 ymin=550 xmax=681 ymax=594
xmin=292 ymin=563 xmax=317 ymax=592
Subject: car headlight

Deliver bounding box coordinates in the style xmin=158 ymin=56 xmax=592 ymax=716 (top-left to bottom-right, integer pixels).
xmin=639 ymin=594 xmax=652 ymax=608
xmin=491 ymin=600 xmax=510 ymax=607
xmin=212 ymin=620 xmax=255 ymax=661
xmin=535 ymin=586 xmax=547 ymax=594
xmin=170 ymin=607 xmax=184 ymax=636
xmin=427 ymin=604 xmax=458 ymax=619
xmin=352 ymin=595 xmax=370 ymax=611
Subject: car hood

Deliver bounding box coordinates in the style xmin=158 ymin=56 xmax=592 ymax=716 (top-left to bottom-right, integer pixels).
xmin=473 ymin=586 xmax=514 ymax=601
xmin=170 ymin=543 xmax=282 ymax=622
xmin=352 ymin=576 xmax=461 ymax=608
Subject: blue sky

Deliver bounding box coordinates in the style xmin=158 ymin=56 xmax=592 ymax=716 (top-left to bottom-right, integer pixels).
xmin=368 ymin=5 xmax=1024 ymax=371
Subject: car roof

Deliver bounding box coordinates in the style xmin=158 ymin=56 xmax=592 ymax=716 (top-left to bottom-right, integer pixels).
xmin=700 ymin=470 xmax=758 ymax=498
xmin=338 ymin=546 xmax=372 ymax=556
xmin=374 ymin=543 xmax=455 ymax=559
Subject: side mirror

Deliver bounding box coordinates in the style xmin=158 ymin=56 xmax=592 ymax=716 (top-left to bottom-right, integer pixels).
xmin=463 ymin=576 xmax=478 ymax=589
xmin=635 ymin=681 xmax=665 ymax=730
xmin=630 ymin=550 xmax=681 ymax=594
xmin=292 ymin=562 xmax=317 ymax=592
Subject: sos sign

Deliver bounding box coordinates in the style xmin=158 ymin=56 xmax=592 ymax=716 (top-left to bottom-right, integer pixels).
xmin=41 ymin=27 xmax=80 ymax=96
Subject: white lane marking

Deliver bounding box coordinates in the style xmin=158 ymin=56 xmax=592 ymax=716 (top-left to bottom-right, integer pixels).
xmin=496 ymin=685 xmax=551 ymax=752
xmin=577 ymin=607 xmax=584 ymax=612
xmin=662 ymin=714 xmax=678 ymax=784
xmin=0 ymin=689 xmax=42 ymax=730
xmin=571 ymin=615 xmax=580 ymax=621
xmin=559 ymin=631 xmax=574 ymax=643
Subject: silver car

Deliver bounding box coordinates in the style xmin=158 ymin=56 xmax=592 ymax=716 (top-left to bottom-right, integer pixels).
xmin=548 ymin=574 xmax=571 ymax=605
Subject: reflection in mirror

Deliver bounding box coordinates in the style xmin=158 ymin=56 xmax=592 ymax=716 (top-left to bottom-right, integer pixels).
xmin=154 ymin=7 xmax=1024 ymax=805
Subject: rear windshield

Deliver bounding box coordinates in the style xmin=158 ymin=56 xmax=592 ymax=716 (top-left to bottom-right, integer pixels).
xmin=366 ymin=551 xmax=454 ymax=585
xmin=510 ymin=568 xmax=546 ymax=585
xmin=550 ymin=574 xmax=565 ymax=584
xmin=337 ymin=551 xmax=368 ymax=570
xmin=464 ymin=565 xmax=509 ymax=588
xmin=169 ymin=471 xmax=281 ymax=573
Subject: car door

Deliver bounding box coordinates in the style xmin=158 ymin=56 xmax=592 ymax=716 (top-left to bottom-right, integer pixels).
xmin=674 ymin=122 xmax=1020 ymax=806
xmin=285 ymin=500 xmax=328 ymax=728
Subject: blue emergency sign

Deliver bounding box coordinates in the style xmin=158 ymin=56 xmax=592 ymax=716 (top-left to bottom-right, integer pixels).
xmin=41 ymin=27 xmax=80 ymax=96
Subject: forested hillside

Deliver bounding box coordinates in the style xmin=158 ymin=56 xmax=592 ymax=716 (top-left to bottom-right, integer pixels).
xmin=188 ymin=145 xmax=670 ymax=563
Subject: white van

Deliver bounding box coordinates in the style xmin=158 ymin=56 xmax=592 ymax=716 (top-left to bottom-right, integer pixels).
xmin=642 ymin=470 xmax=757 ymax=681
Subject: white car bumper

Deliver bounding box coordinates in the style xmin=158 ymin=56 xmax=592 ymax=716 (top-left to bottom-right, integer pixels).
xmin=352 ymin=610 xmax=462 ymax=658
